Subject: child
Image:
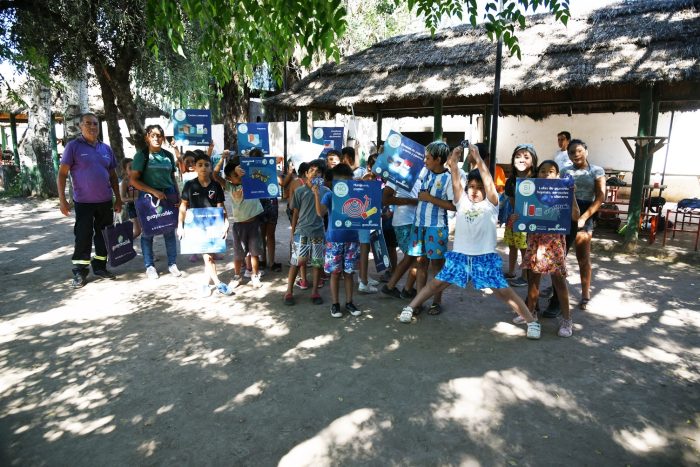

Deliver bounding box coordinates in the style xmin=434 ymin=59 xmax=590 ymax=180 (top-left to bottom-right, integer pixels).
xmin=284 ymin=159 xmax=327 ymax=305
xmin=518 ymin=160 xmax=579 ymax=337
xmin=119 ymin=158 xmax=142 ymax=240
xmin=219 ymin=157 xmax=264 ymax=289
xmin=364 ymin=153 xmax=398 ymax=278
xmin=247 ymin=148 xmax=282 ymax=274
xmin=326 ymin=149 xmax=341 ymax=170
xmin=312 ymin=163 xmax=362 ymax=317
xmin=355 ymin=152 xmax=380 ymax=294
xmin=504 ymin=144 xmax=538 ymax=287
xmin=286 ymin=162 xmax=311 ymax=289
xmin=404 ymin=141 xmax=455 ymax=315
xmin=399 ymin=145 xmax=541 ymax=340
xmin=177 ymin=153 xmax=233 ymax=296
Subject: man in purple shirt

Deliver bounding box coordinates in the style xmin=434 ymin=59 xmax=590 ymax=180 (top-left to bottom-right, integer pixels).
xmin=57 ymin=112 xmax=122 ymax=288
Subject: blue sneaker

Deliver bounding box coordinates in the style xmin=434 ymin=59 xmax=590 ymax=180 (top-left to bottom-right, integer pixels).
xmin=216 ymin=282 xmax=235 ymax=296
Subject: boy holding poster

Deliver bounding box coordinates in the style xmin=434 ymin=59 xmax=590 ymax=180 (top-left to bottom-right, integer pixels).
xmin=177 ymin=153 xmax=234 ymax=297
xmin=221 ymin=158 xmax=264 ymax=289
xmin=398 ymin=145 xmax=541 ymax=340
xmin=312 ymin=164 xmax=363 ymax=318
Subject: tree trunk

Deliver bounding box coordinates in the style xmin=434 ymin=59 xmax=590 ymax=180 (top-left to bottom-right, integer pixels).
xmin=63 ymin=74 xmax=89 ymax=142
xmin=24 ymin=79 xmax=58 ymax=197
xmin=220 ymin=77 xmax=250 ymax=151
xmin=94 ymin=63 xmax=126 ymax=162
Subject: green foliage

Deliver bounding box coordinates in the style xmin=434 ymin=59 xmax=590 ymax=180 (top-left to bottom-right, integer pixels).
xmin=402 ymin=0 xmax=569 ymax=59
xmin=1 ymin=165 xmax=43 ymax=198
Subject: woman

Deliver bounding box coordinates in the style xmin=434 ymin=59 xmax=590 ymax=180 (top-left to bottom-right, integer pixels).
xmin=561 ymin=139 xmax=605 ymax=310
xmin=129 ymin=124 xmax=181 ymax=280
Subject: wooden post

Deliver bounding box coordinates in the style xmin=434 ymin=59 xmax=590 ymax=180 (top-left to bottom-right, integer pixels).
xmin=433 ymin=97 xmax=443 ymax=142
xmin=1 ymin=125 xmax=7 ymax=153
xmin=644 ymin=99 xmax=661 ymax=185
xmin=300 ymin=109 xmax=309 ymax=142
xmin=482 ymin=105 xmax=492 ymax=149
xmin=376 ymin=110 xmax=383 ymax=148
xmin=624 ymin=84 xmax=654 ymax=246
xmin=9 ymin=112 xmax=19 ymax=166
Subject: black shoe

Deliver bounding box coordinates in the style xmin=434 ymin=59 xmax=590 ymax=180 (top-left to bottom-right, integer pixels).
xmin=400 ymin=288 xmax=417 ymax=299
xmin=541 ymin=299 xmax=561 ymax=318
xmin=345 ymin=302 xmax=362 ymax=316
xmin=381 ymin=285 xmax=402 ymax=299
xmin=93 ymin=269 xmax=117 ymax=280
xmin=70 ymin=273 xmax=87 ymax=289
xmin=330 ymin=303 xmax=343 ymax=318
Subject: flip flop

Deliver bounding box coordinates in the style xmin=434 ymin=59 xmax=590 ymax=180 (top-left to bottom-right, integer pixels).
xmin=428 ymin=303 xmax=442 ymax=315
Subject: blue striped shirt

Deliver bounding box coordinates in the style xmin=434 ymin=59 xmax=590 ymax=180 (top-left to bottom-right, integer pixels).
xmin=415 ymin=170 xmax=454 ymax=227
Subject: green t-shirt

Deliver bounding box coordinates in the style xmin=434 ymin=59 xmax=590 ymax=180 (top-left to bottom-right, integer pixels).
xmin=132 ymin=149 xmax=176 ymax=190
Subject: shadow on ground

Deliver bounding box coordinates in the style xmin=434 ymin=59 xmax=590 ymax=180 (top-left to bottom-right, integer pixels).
xmin=0 ymin=198 xmax=698 ymax=466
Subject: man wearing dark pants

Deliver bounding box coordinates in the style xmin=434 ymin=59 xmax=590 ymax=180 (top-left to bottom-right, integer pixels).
xmin=57 ymin=112 xmax=122 ymax=288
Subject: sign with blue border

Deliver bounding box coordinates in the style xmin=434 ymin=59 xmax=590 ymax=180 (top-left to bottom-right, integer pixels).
xmin=312 ymin=127 xmax=344 ymax=156
xmin=172 ymin=109 xmax=211 ymax=146
xmin=330 ymin=180 xmax=382 ymax=230
xmin=370 ymin=230 xmax=391 ymax=272
xmin=514 ymin=177 xmax=574 ymax=234
xmin=237 ymin=123 xmax=270 ymax=155
xmin=372 ymin=130 xmax=425 ymax=191
xmin=180 ymin=207 xmax=227 ymax=254
xmin=240 ymin=157 xmax=280 ymax=199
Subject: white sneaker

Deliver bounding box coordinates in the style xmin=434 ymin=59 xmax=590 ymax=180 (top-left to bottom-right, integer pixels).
xmin=358 ymin=282 xmax=378 ymax=294
xmin=557 ymin=318 xmax=574 ymax=338
xmin=250 ymin=273 xmax=263 ymax=288
xmin=399 ymin=306 xmax=414 ymax=323
xmin=168 ymin=264 xmax=182 ymax=277
xmin=367 ymin=277 xmax=381 ymax=287
xmin=512 ymin=315 xmax=526 ymax=324
xmin=229 ymin=274 xmax=242 ymax=289
xmin=244 ymin=269 xmax=252 ymax=278
xmin=199 ymin=284 xmax=212 ymax=297
xmin=527 ymin=321 xmax=542 ymax=340
xmin=146 ymin=266 xmax=159 ymax=280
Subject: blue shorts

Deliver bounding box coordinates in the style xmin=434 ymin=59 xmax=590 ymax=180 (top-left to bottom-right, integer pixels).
xmin=435 ymin=251 xmax=509 ymax=290
xmin=407 ymin=226 xmax=449 ymax=260
xmin=324 ymin=241 xmax=359 ymax=274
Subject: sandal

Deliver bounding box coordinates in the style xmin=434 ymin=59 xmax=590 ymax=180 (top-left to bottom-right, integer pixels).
xmin=428 ymin=303 xmax=442 ymax=315
xmin=271 ymin=262 xmax=282 ymax=272
xmin=503 ymin=272 xmax=516 ymax=279
xmin=579 ymin=298 xmax=590 ymax=310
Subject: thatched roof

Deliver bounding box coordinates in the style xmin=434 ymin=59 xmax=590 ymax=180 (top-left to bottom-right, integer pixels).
xmin=267 ymin=0 xmax=700 ymax=119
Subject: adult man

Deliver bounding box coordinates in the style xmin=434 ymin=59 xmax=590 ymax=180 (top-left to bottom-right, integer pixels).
xmin=554 ymin=131 xmax=572 ymax=171
xmin=58 ymin=112 xmax=122 ymax=288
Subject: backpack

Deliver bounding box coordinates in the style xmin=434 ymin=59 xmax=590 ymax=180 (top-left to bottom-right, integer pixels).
xmin=142 ymin=149 xmax=175 ymax=174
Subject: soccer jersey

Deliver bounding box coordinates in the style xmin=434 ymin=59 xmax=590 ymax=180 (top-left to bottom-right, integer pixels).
xmin=181 ymin=178 xmax=225 ymax=208
xmin=452 ymin=197 xmax=498 ymax=256
xmin=415 ymin=170 xmax=454 ymax=227
xmin=60 ymin=137 xmax=117 ymax=203
xmin=385 ymin=176 xmax=421 ymax=227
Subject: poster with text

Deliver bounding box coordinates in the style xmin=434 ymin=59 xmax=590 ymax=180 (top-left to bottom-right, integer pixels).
xmin=370 ymin=230 xmax=391 ymax=272
xmin=372 ymin=130 xmax=425 ymax=191
xmin=180 ymin=207 xmax=227 ymax=254
xmin=330 ymin=180 xmax=382 ymax=230
xmin=240 ymin=157 xmax=280 ymax=199
xmin=513 ymin=177 xmax=574 ymax=234
xmin=312 ymin=127 xmax=344 ymax=156
xmin=237 ymin=122 xmax=270 ymax=155
xmin=172 ymin=109 xmax=211 ymax=146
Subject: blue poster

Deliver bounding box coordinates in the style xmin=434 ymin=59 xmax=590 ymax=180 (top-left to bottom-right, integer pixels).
xmin=513 ymin=177 xmax=574 ymax=234
xmin=370 ymin=230 xmax=391 ymax=272
xmin=180 ymin=207 xmax=227 ymax=254
xmin=372 ymin=130 xmax=425 ymax=191
xmin=330 ymin=180 xmax=382 ymax=230
xmin=312 ymin=127 xmax=344 ymax=156
xmin=240 ymin=157 xmax=280 ymax=199
xmin=237 ymin=123 xmax=270 ymax=155
xmin=172 ymin=109 xmax=211 ymax=146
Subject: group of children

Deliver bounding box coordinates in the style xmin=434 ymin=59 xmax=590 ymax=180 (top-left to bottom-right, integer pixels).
xmin=119 ymin=130 xmax=584 ymax=339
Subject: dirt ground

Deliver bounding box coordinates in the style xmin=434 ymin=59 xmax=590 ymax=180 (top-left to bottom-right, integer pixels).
xmin=0 ymin=197 xmax=698 ymax=467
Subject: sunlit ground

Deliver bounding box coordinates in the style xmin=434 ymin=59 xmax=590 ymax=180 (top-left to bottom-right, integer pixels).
xmin=0 ymin=198 xmax=698 ymax=466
